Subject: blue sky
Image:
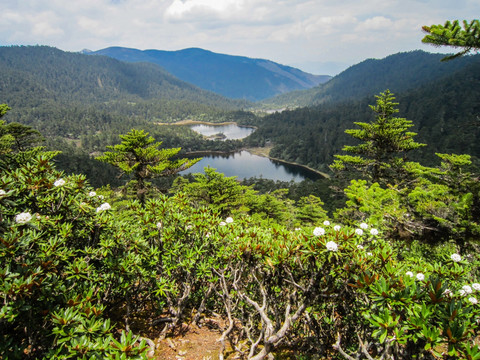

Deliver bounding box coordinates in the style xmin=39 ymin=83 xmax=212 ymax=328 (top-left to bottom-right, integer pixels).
xmin=2 ymin=0 xmax=479 ymax=75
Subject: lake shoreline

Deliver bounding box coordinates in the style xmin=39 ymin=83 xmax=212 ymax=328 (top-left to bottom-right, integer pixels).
xmin=156 ymin=119 xmax=257 ymax=129
xmin=184 ymin=147 xmax=330 ymax=179
xmin=176 ymin=121 xmax=329 ymax=180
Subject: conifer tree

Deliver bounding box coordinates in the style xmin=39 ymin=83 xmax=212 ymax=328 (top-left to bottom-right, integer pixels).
xmin=331 ymin=90 xmax=425 ymax=185
xmin=422 ymin=19 xmax=480 ymax=60
xmin=96 ymin=129 xmax=199 ymax=204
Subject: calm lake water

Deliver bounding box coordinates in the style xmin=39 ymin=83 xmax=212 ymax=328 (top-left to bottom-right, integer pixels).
xmin=190 ymin=124 xmax=255 ymax=140
xmin=180 ymin=151 xmax=322 ymax=182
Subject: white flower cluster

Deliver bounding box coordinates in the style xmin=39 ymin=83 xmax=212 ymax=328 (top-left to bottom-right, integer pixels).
xmin=405 ymin=271 xmax=425 ymax=281
xmin=225 ymin=217 xmax=233 ymax=224
xmin=323 ymin=220 xmax=330 ymax=226
xmin=334 ymin=225 xmax=341 ymax=231
xmin=326 ymin=241 xmax=338 ymax=252
xmin=450 ymin=253 xmax=462 ymax=262
xmin=156 ymin=222 xmax=162 ymax=230
xmin=0 ymin=189 xmax=6 ymax=196
xmin=89 ymin=191 xmax=97 ymax=197
xmin=360 ymin=222 xmax=368 ymax=229
xmin=355 ymin=228 xmax=363 ymax=236
xmin=96 ymin=203 xmax=111 ymax=213
xmin=54 ymin=178 xmax=66 ymax=187
xmin=15 ymin=212 xmax=32 ymax=224
xmin=313 ymin=227 xmax=325 ymax=236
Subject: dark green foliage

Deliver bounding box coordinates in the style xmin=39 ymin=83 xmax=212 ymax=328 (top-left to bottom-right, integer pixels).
xmin=422 ymin=20 xmax=480 ymax=60
xmin=96 ymin=129 xmax=200 ymax=204
xmin=331 ymin=90 xmax=425 ymax=184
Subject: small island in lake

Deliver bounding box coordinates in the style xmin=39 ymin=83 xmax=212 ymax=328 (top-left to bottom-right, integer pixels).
xmin=205 ymin=132 xmax=227 ymax=140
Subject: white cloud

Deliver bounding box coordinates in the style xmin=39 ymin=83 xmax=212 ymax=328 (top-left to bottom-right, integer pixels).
xmin=357 ymin=16 xmax=393 ymax=31
xmin=165 ymin=0 xmax=245 ymax=20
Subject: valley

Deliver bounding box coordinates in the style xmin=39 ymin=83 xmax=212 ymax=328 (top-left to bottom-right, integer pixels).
xmin=2 ymin=29 xmax=480 ymax=359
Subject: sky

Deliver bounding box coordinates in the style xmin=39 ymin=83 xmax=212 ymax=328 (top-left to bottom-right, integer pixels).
xmin=2 ymin=0 xmax=479 ymax=75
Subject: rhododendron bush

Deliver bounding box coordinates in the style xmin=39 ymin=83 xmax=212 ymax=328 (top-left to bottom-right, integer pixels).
xmin=1 ymin=150 xmax=479 ymax=359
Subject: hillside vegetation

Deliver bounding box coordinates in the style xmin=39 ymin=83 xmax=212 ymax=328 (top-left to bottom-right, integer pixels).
xmin=247 ymin=58 xmax=480 ymax=173
xmin=1 ymin=93 xmax=480 ymax=358
xmin=260 ymin=51 xmax=480 ymax=109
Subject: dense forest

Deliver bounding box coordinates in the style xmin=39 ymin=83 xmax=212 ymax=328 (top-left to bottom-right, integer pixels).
xmin=247 ymin=58 xmax=480 ymax=172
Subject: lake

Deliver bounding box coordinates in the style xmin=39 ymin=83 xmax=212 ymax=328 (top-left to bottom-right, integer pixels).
xmin=180 ymin=151 xmax=323 ymax=182
xmin=190 ymin=124 xmax=255 ymax=140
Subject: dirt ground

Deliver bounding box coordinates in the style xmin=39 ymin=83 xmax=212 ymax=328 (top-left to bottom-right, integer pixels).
xmin=151 ymin=320 xmax=230 ymax=360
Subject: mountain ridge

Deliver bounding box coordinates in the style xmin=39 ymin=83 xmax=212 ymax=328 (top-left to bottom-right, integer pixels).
xmin=87 ymin=46 xmax=331 ymax=101
xmin=260 ymin=50 xmax=480 ymax=108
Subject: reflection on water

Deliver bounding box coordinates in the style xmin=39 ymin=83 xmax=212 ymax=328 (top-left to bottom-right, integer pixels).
xmin=180 ymin=151 xmax=322 ymax=182
xmin=190 ymin=124 xmax=255 ymax=140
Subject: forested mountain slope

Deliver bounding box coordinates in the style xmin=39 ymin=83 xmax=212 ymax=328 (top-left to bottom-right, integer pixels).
xmin=0 ymin=45 xmax=245 ymax=109
xmin=0 ymin=46 xmax=254 ymax=186
xmin=246 ymin=59 xmax=480 ymax=172
xmin=89 ymin=47 xmax=331 ymax=101
xmin=260 ymin=51 xmax=480 ymax=108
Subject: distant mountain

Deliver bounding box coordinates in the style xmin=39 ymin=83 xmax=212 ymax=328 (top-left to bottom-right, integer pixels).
xmin=260 ymin=50 xmax=480 ymax=108
xmin=87 ymin=47 xmax=331 ymax=101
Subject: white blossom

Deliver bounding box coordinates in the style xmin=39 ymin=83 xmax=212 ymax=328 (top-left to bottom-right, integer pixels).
xmin=416 ymin=273 xmax=425 ymax=281
xmin=360 ymin=223 xmax=368 ymax=229
xmin=367 ymin=252 xmax=373 ymax=257
xmin=472 ymin=283 xmax=480 ymax=291
xmin=357 ymin=244 xmax=364 ymax=250
xmin=313 ymin=227 xmax=325 ymax=236
xmin=450 ymin=253 xmax=462 ymax=262
xmin=54 ymin=178 xmax=66 ymax=187
xmin=96 ymin=203 xmax=111 ymax=213
xmin=186 ymin=225 xmax=193 ymax=230
xmin=462 ymin=285 xmax=473 ymax=294
xmin=406 ymin=271 xmax=414 ymax=278
xmin=219 ymin=221 xmax=226 ymax=226
xmin=333 ymin=225 xmax=341 ymax=231
xmin=370 ymin=228 xmax=379 ymax=236
xmin=295 ymin=228 xmax=301 ymax=231
xmin=225 ymin=217 xmax=234 ymax=224
xmin=355 ymin=228 xmax=363 ymax=236
xmin=469 ymin=297 xmax=478 ymax=304
xmin=89 ymin=191 xmax=97 ymax=197
xmin=156 ymin=222 xmax=162 ymax=230
xmin=98 ymin=195 xmax=104 ymax=200
xmin=443 ymin=289 xmax=452 ymax=297
xmin=15 ymin=212 xmax=32 ymax=224
xmin=459 ymin=289 xmax=467 ymax=297
xmin=326 ymin=241 xmax=338 ymax=252
xmin=0 ymin=189 xmax=6 ymax=196
xmin=323 ymin=220 xmax=330 ymax=226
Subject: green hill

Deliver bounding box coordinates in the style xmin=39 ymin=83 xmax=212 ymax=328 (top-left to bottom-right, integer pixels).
xmin=260 ymin=51 xmax=480 ymax=109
